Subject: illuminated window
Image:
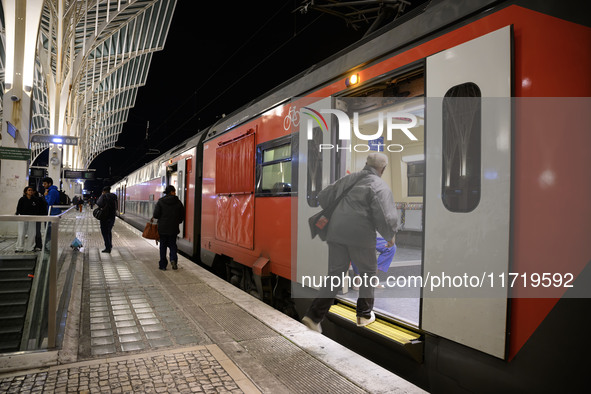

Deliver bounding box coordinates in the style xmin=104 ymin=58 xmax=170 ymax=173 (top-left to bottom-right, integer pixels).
xmin=407 ymin=161 xmax=424 ymax=197
xmin=256 ymin=135 xmax=293 ymax=196
xmin=307 ymin=127 xmax=323 ymax=207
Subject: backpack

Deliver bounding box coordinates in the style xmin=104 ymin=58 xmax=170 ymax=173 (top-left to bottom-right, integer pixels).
xmin=59 ymin=190 xmax=71 ymax=205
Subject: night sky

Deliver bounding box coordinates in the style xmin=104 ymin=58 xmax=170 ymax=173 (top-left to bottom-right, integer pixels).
xmin=86 ymin=1 xmax=422 ymax=193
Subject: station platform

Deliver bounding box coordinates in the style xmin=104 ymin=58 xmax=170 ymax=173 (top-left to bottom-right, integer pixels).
xmin=0 ymin=207 xmax=425 ymax=393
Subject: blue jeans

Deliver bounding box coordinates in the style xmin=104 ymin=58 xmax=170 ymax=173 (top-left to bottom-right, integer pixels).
xmin=159 ymin=234 xmax=178 ymax=269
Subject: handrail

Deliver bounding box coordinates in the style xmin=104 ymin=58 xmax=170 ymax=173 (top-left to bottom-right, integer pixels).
xmin=0 ymin=205 xmax=75 ymax=222
xmin=0 ymin=205 xmax=76 ymax=351
xmin=19 ymin=246 xmax=46 ymax=349
xmin=21 ymin=207 xmax=57 ymax=349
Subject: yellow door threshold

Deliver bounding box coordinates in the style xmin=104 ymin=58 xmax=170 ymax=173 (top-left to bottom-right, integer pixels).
xmin=328 ymin=303 xmax=423 ymax=362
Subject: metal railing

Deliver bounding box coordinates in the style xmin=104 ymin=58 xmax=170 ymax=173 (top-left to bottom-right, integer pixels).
xmin=0 ymin=205 xmax=75 ymax=351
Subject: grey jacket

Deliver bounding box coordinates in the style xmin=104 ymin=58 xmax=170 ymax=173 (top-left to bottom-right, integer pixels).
xmin=319 ymin=165 xmax=399 ymax=247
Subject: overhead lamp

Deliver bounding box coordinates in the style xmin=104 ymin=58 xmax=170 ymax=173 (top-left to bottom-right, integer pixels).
xmin=31 ymin=134 xmax=78 ymax=145
xmin=345 ymin=73 xmax=360 ymax=87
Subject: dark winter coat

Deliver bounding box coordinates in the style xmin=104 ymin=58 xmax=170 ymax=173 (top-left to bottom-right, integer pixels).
xmin=96 ymin=192 xmax=118 ymax=220
xmin=153 ymin=194 xmax=185 ymax=235
xmin=16 ymin=195 xmax=46 ymax=215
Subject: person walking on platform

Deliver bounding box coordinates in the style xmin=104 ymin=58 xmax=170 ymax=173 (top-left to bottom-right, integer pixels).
xmin=152 ymin=185 xmax=184 ymax=271
xmin=72 ymin=195 xmax=83 ymax=212
xmin=96 ymin=186 xmax=118 ymax=253
xmin=15 ymin=186 xmax=44 ymax=252
xmin=301 ymin=152 xmax=399 ymax=333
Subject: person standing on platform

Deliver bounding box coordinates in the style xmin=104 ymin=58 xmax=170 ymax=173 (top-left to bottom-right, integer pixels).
xmin=42 ymin=177 xmax=60 ymax=215
xmin=152 ymin=185 xmax=184 ymax=271
xmin=34 ymin=188 xmax=48 ymax=251
xmin=96 ymin=186 xmax=118 ymax=253
xmin=301 ymin=152 xmax=399 ymax=333
xmin=42 ymin=177 xmax=61 ymax=249
xmin=15 ymin=186 xmax=44 ymax=252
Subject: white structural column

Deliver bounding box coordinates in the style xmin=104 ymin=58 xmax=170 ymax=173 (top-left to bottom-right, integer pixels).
xmin=0 ymin=0 xmax=177 ymax=234
xmin=0 ymin=0 xmax=44 ymax=231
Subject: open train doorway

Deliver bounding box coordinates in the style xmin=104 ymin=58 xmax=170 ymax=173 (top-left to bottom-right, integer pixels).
xmin=166 ymin=161 xmax=186 ymax=238
xmin=334 ymin=68 xmax=425 ymax=327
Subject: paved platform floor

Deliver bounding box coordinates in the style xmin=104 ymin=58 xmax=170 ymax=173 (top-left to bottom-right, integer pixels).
xmin=0 ymin=345 xmax=253 ymax=393
xmin=0 ymin=208 xmax=425 ymax=393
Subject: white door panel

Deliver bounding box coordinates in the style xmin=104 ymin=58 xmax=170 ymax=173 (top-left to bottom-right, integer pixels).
xmin=295 ymin=97 xmax=333 ymax=285
xmin=423 ymin=26 xmax=512 ymax=359
xmin=177 ymin=159 xmax=186 ymax=238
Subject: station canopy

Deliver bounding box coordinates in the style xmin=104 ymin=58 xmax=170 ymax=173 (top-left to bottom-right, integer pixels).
xmin=0 ymin=0 xmax=176 ymax=169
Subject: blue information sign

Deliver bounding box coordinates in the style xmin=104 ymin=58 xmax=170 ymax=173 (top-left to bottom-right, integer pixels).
xmin=368 ymin=137 xmax=384 ymax=151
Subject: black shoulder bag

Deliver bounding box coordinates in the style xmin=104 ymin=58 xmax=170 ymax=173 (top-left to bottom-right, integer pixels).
xmin=93 ymin=195 xmax=113 ymax=221
xmin=308 ymin=176 xmax=363 ymax=241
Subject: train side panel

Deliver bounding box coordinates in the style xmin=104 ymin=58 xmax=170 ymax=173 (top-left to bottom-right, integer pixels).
xmin=192 ymin=1 xmax=591 ymax=391
xmin=116 ymin=145 xmax=200 ymax=256
xmin=201 ymin=106 xmax=293 ymax=278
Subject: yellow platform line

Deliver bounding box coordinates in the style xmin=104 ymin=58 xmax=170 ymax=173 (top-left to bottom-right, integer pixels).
xmin=329 ymin=304 xmax=420 ymax=344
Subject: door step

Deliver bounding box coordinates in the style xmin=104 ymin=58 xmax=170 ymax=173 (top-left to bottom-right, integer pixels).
xmin=328 ymin=303 xmax=423 ymax=362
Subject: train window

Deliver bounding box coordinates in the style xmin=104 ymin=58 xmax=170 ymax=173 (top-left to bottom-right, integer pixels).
xmin=256 ymin=135 xmax=293 ymax=196
xmin=307 ymin=127 xmax=323 ymax=207
xmin=263 ymin=144 xmax=290 ymax=162
xmin=407 ymin=161 xmax=424 ymax=197
xmin=442 ymin=82 xmax=481 ymax=212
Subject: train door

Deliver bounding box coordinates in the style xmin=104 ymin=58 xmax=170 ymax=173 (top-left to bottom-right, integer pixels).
xmin=332 ymin=70 xmax=426 ymax=327
xmin=423 ymin=26 xmax=512 ymax=359
xmin=177 ymin=159 xmax=186 ymax=238
xmin=120 ymin=182 xmax=126 ymax=214
xmin=295 ymin=97 xmax=333 ymax=286
xmin=166 ymin=161 xmax=185 ymax=238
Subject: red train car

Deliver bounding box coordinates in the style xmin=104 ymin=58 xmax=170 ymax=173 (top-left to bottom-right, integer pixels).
xmin=115 ymin=0 xmax=591 ymax=391
xmin=113 ymin=136 xmax=204 ymax=257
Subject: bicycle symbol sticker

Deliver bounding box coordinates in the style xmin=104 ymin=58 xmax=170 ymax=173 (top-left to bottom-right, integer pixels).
xmin=283 ymin=106 xmax=300 ymax=130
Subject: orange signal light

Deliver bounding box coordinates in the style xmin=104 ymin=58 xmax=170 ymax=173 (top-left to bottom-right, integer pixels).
xmin=346 ymin=73 xmax=360 ymax=87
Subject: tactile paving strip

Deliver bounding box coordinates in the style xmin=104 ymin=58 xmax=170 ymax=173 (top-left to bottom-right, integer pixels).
xmin=202 ymin=303 xmax=278 ymax=342
xmin=177 ymin=283 xmax=232 ymax=306
xmin=79 ymin=245 xmax=210 ymax=359
xmin=241 ymin=336 xmax=366 ymax=393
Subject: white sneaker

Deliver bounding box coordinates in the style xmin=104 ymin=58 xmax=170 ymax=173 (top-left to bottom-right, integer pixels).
xmin=301 ymin=316 xmax=322 ymax=333
xmin=356 ymin=311 xmax=376 ymax=327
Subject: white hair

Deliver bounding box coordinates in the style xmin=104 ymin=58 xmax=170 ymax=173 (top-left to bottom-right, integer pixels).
xmin=366 ymin=152 xmax=388 ymax=170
